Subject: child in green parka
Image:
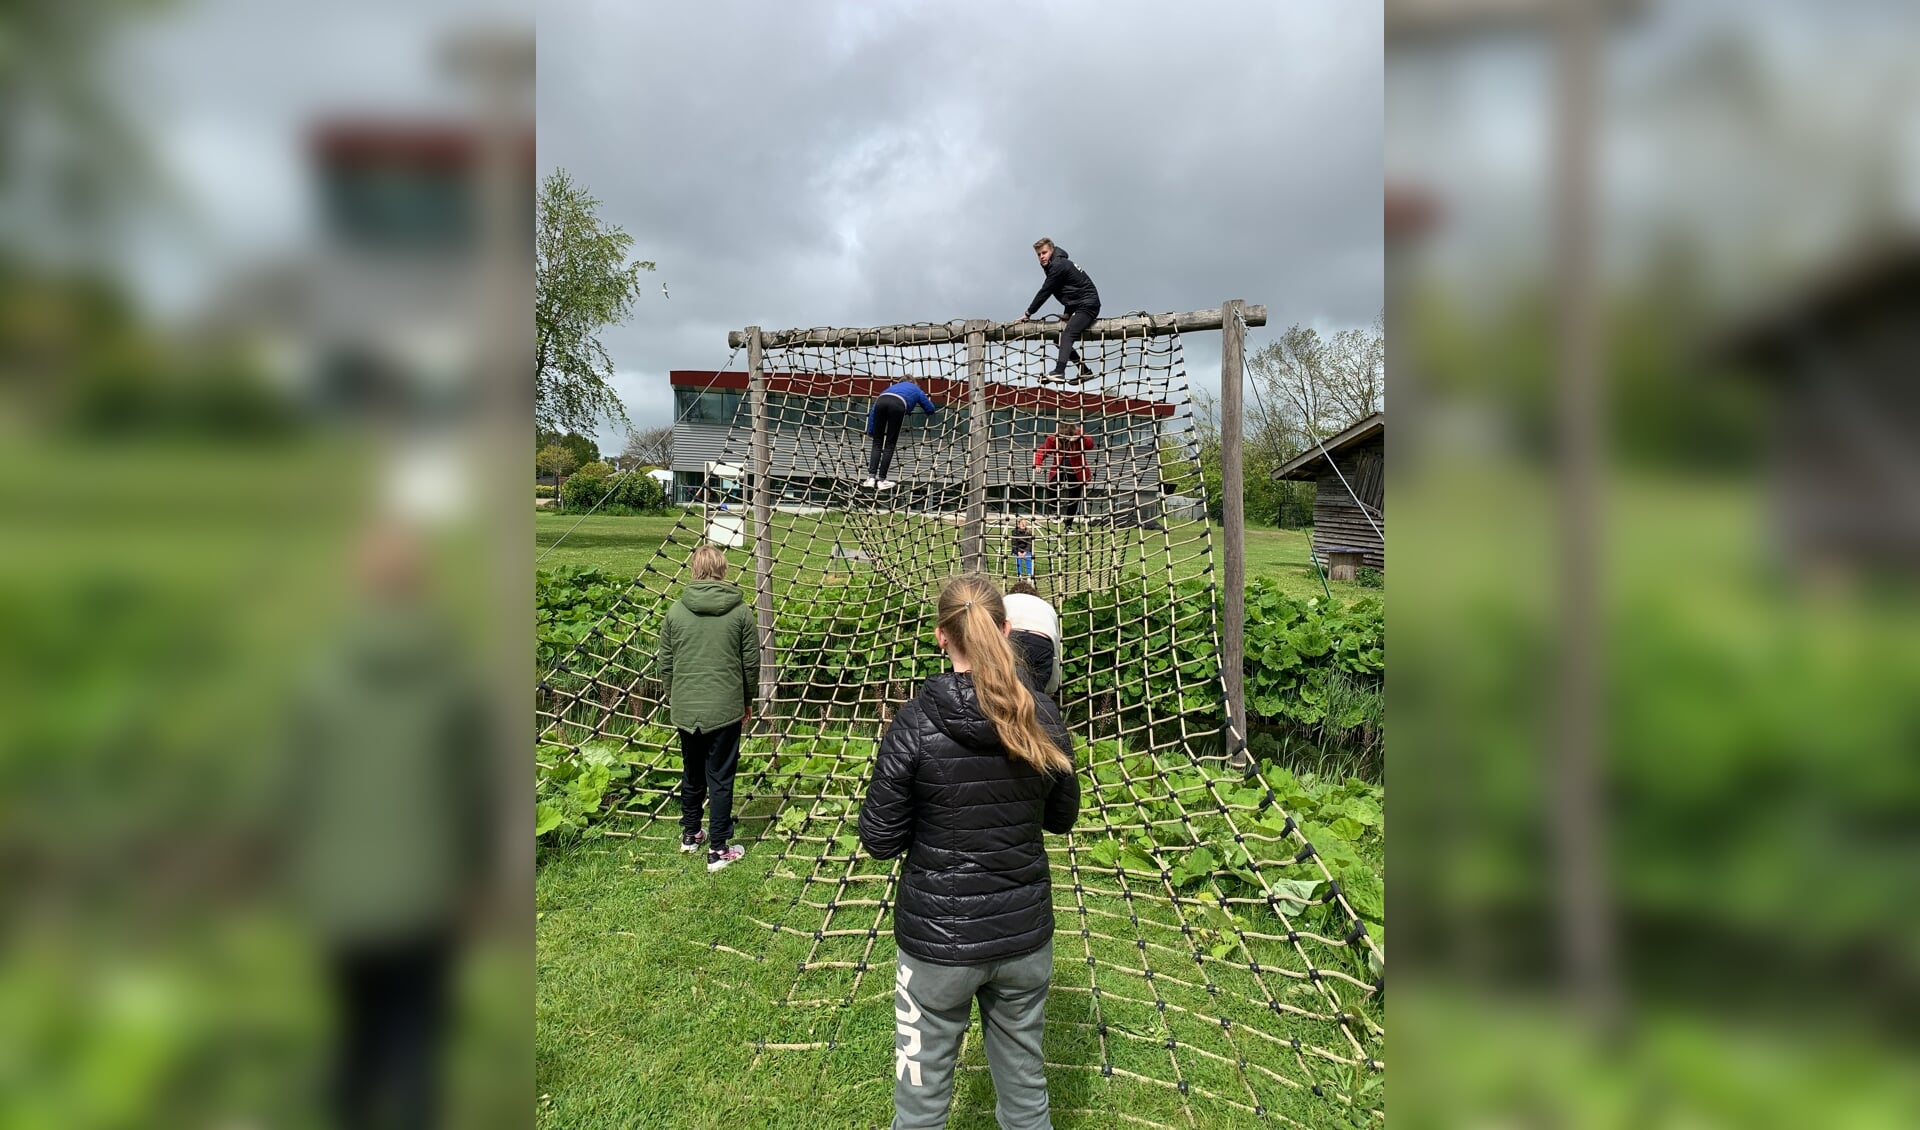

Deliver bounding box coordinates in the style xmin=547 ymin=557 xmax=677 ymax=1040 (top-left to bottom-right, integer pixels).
xmin=659 ymin=545 xmax=758 ymax=871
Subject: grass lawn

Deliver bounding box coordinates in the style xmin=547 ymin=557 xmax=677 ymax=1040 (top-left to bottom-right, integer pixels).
xmin=534 ymin=508 xmax=1385 ymax=1129
xmin=538 ymin=792 xmax=1381 ymax=1130
xmin=535 ymin=511 xmax=1378 ymax=605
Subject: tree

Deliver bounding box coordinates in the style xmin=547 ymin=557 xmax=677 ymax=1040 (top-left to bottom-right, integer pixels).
xmin=535 ymin=428 xmax=599 ymax=469
xmin=536 ymin=443 xmax=577 ymax=499
xmin=1246 ymin=320 xmax=1384 ymax=458
xmin=622 ymin=425 xmax=673 ymax=468
xmin=535 ymin=168 xmax=653 ymax=434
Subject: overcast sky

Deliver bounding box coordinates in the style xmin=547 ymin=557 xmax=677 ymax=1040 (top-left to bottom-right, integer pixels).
xmin=539 ymin=0 xmax=1382 ymax=451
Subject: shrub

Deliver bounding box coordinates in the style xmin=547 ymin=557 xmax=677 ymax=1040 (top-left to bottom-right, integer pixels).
xmin=606 ymin=470 xmax=667 ymax=512
xmin=559 ymin=465 xmax=668 ymax=513
xmin=536 ymin=566 xmax=623 ymax=673
xmin=535 ymin=483 xmax=555 ymax=498
xmin=1355 ymin=566 xmax=1383 ymax=589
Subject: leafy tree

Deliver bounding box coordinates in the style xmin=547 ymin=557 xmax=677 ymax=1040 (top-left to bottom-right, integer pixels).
xmin=536 ymin=443 xmax=577 ymax=498
xmin=535 ymin=428 xmax=599 ymax=468
xmin=535 ymin=168 xmax=653 ymax=433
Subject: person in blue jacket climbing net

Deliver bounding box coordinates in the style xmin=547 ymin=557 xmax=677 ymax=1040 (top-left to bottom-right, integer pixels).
xmin=864 ymin=379 xmax=939 ymax=489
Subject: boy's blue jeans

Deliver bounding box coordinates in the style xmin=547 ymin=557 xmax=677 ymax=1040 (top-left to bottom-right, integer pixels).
xmin=1015 ymin=552 xmax=1034 ymax=577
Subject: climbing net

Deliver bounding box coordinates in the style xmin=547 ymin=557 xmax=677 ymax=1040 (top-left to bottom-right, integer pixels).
xmin=537 ymin=315 xmax=1384 ymax=1128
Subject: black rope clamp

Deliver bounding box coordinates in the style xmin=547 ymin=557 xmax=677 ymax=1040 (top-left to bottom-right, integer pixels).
xmin=1345 ymin=923 xmax=1369 ymax=946
xmin=1101 ymin=1063 xmax=1113 ymax=1078
xmin=1281 ymin=815 xmax=1295 ymax=836
xmin=1248 ymin=961 xmax=1261 ymax=973
xmin=1177 ymin=1080 xmax=1189 ymax=1096
xmin=1165 ymin=1037 xmax=1177 ymax=1050
xmin=1293 ymin=844 xmax=1316 ymax=864
xmin=1322 ymin=880 xmax=1343 ymax=904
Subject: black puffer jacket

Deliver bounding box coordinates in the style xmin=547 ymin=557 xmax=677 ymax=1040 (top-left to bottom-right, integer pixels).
xmin=858 ymin=672 xmax=1080 ymax=965
xmin=1025 ymin=246 xmax=1101 ymax=316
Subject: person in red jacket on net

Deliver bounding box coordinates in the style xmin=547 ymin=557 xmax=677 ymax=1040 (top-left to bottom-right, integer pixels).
xmin=1033 ymin=422 xmax=1095 ymax=525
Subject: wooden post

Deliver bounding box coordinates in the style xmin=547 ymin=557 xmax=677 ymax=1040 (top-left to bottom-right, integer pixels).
xmin=963 ymin=321 xmax=989 ymax=574
xmin=746 ymin=327 xmax=777 ymax=707
xmin=1553 ymin=0 xmax=1619 ymax=1032
xmin=1220 ymin=299 xmax=1249 ymax=770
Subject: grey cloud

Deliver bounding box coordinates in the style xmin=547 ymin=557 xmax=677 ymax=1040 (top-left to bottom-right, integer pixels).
xmin=538 ymin=0 xmax=1381 ymax=448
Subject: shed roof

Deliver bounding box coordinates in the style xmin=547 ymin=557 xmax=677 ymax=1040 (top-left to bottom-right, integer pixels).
xmin=1271 ymin=412 xmax=1385 ymax=481
xmin=1711 ymin=232 xmax=1920 ymax=369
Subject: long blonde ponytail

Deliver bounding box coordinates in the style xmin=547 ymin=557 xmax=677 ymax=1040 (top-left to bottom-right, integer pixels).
xmin=936 ymin=575 xmax=1070 ymax=776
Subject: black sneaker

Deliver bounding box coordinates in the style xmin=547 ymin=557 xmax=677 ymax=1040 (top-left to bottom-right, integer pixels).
xmin=707 ymin=843 xmax=746 ymax=873
xmin=680 ymin=830 xmax=707 ymax=853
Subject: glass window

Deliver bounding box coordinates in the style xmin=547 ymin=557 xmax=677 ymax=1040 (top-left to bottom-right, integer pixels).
xmin=321 ymin=164 xmax=474 ymax=249
xmin=673 ymin=387 xmax=744 ymax=425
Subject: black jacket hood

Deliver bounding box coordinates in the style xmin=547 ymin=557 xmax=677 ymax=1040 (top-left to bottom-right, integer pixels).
xmin=918 ymin=672 xmax=1004 ymax=750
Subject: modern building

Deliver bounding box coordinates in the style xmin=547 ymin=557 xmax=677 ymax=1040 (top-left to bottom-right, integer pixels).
xmin=667 ymin=370 xmax=1181 ymax=522
xmin=197 ymin=120 xmax=535 ymax=422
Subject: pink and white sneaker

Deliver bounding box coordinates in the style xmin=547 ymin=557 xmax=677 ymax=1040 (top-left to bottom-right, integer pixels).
xmin=679 ymin=830 xmax=707 ymax=853
xmin=706 ymin=844 xmax=746 ymax=873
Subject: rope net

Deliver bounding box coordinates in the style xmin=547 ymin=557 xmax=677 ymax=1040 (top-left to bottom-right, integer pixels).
xmin=537 ymin=316 xmax=1384 ymax=1127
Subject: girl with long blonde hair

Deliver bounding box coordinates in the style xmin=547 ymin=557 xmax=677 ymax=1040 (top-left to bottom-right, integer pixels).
xmin=859 ymin=574 xmax=1078 ymax=1129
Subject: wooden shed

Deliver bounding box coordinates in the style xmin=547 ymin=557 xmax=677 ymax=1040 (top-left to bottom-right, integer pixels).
xmin=1714 ymin=236 xmax=1920 ymax=578
xmin=1272 ymin=412 xmax=1385 ymax=577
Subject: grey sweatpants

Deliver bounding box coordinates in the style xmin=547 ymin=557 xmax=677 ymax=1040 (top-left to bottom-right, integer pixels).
xmin=892 ymin=941 xmax=1055 ymax=1130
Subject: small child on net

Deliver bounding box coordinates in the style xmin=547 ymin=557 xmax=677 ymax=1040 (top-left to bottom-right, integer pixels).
xmin=1010 ymin=518 xmax=1035 ymax=578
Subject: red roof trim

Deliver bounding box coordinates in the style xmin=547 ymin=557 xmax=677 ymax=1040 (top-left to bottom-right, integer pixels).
xmin=668 ymin=371 xmax=1175 ymax=417
xmin=310 ymin=122 xmax=536 ymax=170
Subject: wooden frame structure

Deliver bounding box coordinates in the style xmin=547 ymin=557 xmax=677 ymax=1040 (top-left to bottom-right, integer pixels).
xmin=733 ymin=304 xmax=1265 ymax=762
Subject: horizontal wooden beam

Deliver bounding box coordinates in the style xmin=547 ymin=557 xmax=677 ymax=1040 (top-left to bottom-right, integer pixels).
xmin=728 ymin=305 xmax=1266 ymax=350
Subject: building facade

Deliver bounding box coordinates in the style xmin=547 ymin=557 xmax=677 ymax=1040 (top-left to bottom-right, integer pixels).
xmin=668 ymin=371 xmax=1179 ymax=521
